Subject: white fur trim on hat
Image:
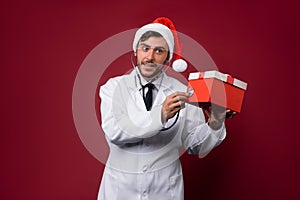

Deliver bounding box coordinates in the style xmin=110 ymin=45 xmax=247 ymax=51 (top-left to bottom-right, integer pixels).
xmin=133 ymin=23 xmax=174 ymax=61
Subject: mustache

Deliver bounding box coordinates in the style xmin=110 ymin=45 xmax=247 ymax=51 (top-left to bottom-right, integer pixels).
xmin=141 ymin=62 xmax=164 ymax=68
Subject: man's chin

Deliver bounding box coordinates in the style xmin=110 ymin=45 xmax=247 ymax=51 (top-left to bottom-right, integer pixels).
xmin=138 ymin=65 xmax=161 ymax=80
xmin=141 ymin=72 xmax=154 ymax=79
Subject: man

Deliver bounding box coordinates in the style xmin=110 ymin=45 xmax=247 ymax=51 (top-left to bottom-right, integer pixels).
xmin=98 ymin=17 xmax=228 ymax=200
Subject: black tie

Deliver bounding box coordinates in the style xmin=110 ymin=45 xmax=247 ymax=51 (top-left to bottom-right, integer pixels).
xmin=143 ymin=83 xmax=154 ymax=111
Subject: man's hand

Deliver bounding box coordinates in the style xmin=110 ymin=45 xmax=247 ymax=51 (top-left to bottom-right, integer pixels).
xmin=161 ymin=92 xmax=189 ymax=123
xmin=202 ymin=104 xmax=237 ymax=130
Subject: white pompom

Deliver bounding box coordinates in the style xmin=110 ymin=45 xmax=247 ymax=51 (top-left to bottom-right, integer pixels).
xmin=172 ymin=59 xmax=188 ymax=72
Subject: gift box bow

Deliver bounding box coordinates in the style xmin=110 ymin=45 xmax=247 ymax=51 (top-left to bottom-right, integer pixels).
xmin=188 ymin=70 xmax=247 ymax=90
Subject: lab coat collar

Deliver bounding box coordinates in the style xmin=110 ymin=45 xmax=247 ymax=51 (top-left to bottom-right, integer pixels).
xmin=124 ymin=68 xmax=174 ymax=106
xmin=125 ymin=67 xmax=169 ymax=89
xmin=134 ymin=67 xmax=163 ymax=90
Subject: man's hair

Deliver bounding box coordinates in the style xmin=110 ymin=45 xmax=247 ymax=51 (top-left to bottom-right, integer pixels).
xmin=139 ymin=31 xmax=163 ymax=42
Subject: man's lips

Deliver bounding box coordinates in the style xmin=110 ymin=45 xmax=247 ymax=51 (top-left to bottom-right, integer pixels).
xmin=142 ymin=63 xmax=156 ymax=67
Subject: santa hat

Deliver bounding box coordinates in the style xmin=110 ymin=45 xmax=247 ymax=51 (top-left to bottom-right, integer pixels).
xmin=133 ymin=17 xmax=188 ymax=72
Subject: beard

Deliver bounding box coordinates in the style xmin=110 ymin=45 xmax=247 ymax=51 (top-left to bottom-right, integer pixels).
xmin=138 ymin=61 xmax=164 ymax=81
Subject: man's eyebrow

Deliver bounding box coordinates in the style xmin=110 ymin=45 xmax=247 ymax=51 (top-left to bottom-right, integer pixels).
xmin=139 ymin=43 xmax=167 ymax=50
xmin=139 ymin=43 xmax=150 ymax=47
xmin=154 ymin=46 xmax=167 ymax=50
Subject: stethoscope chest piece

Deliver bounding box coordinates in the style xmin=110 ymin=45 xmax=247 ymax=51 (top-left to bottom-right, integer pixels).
xmin=187 ymin=87 xmax=194 ymax=97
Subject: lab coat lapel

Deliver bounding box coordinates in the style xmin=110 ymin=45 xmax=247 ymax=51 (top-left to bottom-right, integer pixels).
xmin=123 ymin=70 xmax=146 ymax=110
xmin=124 ymin=70 xmax=137 ymax=90
xmin=123 ymin=70 xmax=173 ymax=110
xmin=153 ymin=88 xmax=167 ymax=107
xmin=152 ymin=74 xmax=172 ymax=107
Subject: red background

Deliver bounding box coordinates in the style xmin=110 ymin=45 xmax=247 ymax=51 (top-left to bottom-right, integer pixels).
xmin=1 ymin=0 xmax=299 ymax=199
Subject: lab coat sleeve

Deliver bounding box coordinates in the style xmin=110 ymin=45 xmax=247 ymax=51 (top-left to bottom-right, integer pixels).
xmin=100 ymin=77 xmax=164 ymax=145
xmin=182 ymin=104 xmax=226 ymax=158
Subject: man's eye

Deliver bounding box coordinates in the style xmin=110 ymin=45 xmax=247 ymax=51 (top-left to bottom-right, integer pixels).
xmin=155 ymin=49 xmax=164 ymax=54
xmin=142 ymin=46 xmax=149 ymax=51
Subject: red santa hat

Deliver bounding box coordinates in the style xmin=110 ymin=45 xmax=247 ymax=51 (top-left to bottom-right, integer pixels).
xmin=133 ymin=17 xmax=188 ymax=72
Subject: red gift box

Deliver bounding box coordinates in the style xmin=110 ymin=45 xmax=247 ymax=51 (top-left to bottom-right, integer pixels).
xmin=187 ymin=70 xmax=247 ymax=113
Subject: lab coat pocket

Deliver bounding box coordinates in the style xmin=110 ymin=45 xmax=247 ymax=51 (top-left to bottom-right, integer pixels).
xmin=169 ymin=174 xmax=183 ymax=200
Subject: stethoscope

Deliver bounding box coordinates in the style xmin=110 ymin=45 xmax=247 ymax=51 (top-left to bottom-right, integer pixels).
xmin=130 ymin=53 xmax=180 ymax=131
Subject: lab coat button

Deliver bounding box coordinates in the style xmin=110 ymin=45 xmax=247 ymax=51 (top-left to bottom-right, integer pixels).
xmin=142 ymin=165 xmax=147 ymax=173
xmin=170 ymin=177 xmax=175 ymax=184
xmin=143 ymin=191 xmax=147 ymax=196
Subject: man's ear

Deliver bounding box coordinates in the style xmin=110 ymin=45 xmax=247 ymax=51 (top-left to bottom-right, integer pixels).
xmin=134 ymin=51 xmax=137 ymax=57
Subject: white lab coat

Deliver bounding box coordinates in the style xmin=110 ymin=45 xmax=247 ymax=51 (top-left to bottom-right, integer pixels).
xmin=98 ymin=69 xmax=226 ymax=200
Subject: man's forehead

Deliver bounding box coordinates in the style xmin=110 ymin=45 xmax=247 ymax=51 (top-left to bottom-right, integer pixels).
xmin=138 ymin=37 xmax=168 ymax=48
